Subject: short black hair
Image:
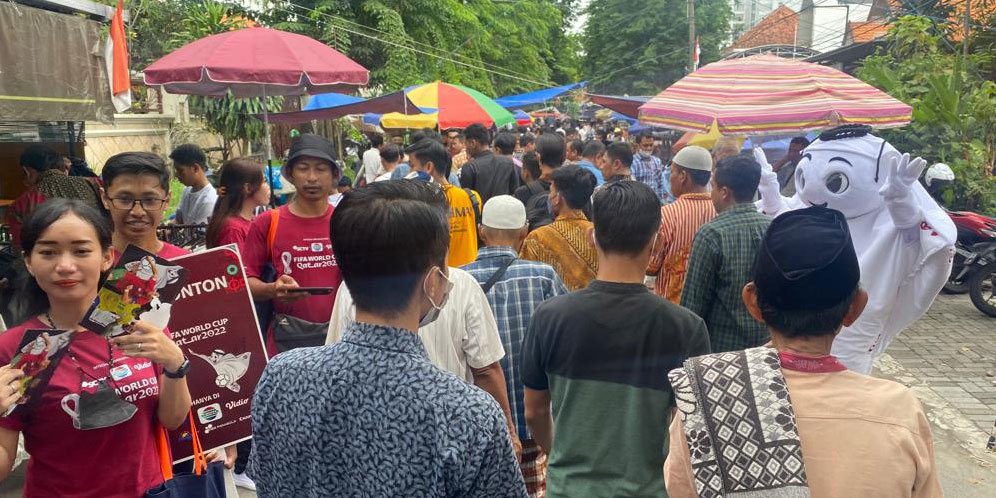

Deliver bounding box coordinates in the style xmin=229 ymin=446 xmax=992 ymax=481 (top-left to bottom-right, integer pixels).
xmin=102 ymin=152 xmax=171 ymax=191
xmin=522 ymin=151 xmax=541 ymax=180
xmin=635 ymin=130 xmax=654 ymax=142
xmin=581 ymin=140 xmax=605 ymax=159
xmin=494 ymin=132 xmax=517 ymax=155
xmin=406 ymin=138 xmax=452 ymax=178
xmin=519 ymin=132 xmax=536 ymax=147
xmin=20 ymin=145 xmax=62 ymax=172
xmin=370 ymin=134 xmax=384 ymax=148
xmin=551 ymin=164 xmax=596 ymax=209
xmin=169 ymin=144 xmax=207 ymax=170
xmin=675 ymin=163 xmax=711 ymax=187
xmin=464 ymin=123 xmax=491 ymax=146
xmin=592 ymin=181 xmax=662 ymax=256
xmin=790 ymin=136 xmax=811 ymax=147
xmin=568 ymin=140 xmax=584 ymax=156
xmin=536 ymin=133 xmax=566 ymax=168
xmin=411 ymin=129 xmax=443 ymax=145
xmin=714 ymin=155 xmax=761 ymax=203
xmin=605 ymin=142 xmax=633 ymax=168
xmin=338 ymin=176 xmax=353 ymax=187
xmin=331 ymin=180 xmax=450 ymax=315
xmin=757 ymin=286 xmax=858 ymax=338
xmin=380 ymin=144 xmax=402 ymax=163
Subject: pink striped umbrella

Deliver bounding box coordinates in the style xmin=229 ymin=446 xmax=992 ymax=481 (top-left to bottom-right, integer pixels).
xmin=638 ymin=54 xmax=912 ymax=135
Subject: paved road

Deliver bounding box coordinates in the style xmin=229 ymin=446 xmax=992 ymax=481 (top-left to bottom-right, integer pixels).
xmin=873 ymin=292 xmax=996 ymax=497
xmin=0 ymin=294 xmax=992 ymax=496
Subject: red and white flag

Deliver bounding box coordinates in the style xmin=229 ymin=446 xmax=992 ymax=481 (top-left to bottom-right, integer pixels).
xmin=693 ymin=37 xmax=701 ymax=71
xmin=104 ymin=0 xmax=131 ymax=113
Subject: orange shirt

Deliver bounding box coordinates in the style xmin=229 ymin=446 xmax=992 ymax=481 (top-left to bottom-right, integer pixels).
xmin=443 ymin=185 xmax=481 ymax=267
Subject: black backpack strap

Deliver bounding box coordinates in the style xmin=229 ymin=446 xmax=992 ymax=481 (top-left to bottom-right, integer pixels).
xmin=464 ymin=188 xmax=482 ymax=225
xmin=481 ymin=257 xmax=516 ymax=294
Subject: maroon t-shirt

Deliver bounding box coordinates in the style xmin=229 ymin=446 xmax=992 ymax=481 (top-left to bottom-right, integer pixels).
xmin=0 ymin=318 xmax=167 ymax=498
xmin=215 ymin=216 xmax=252 ymax=249
xmin=242 ymin=205 xmax=341 ymax=353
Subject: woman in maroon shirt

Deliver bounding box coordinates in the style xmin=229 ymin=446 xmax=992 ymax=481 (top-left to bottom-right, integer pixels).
xmin=0 ymin=200 xmax=191 ymax=497
xmin=205 ymin=158 xmax=271 ymax=250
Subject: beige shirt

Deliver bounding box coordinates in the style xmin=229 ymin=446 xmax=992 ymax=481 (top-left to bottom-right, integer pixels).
xmin=665 ymin=368 xmax=943 ymax=498
xmin=325 ymin=267 xmax=505 ymax=383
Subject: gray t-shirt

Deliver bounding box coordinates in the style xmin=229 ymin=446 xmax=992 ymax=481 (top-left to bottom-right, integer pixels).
xmin=176 ymin=184 xmax=218 ymax=225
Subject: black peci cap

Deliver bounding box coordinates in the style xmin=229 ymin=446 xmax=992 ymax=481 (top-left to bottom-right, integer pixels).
xmin=753 ymin=207 xmax=860 ymax=311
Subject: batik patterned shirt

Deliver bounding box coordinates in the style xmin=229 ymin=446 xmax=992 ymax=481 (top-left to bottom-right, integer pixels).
xmin=248 ymin=322 xmax=527 ymax=498
xmin=680 ymin=203 xmax=771 ymax=353
xmin=519 ymin=212 xmax=598 ymax=291
xmin=462 ymin=246 xmax=569 ymax=438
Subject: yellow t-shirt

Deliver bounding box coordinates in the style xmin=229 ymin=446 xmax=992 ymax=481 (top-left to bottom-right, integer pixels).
xmin=443 ymin=185 xmax=480 ymax=267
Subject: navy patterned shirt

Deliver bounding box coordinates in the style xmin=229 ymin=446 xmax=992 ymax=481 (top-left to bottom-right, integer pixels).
xmin=248 ymin=322 xmax=527 ymax=498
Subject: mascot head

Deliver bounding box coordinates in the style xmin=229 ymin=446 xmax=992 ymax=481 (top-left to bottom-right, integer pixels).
xmin=794 ymin=125 xmax=899 ymax=219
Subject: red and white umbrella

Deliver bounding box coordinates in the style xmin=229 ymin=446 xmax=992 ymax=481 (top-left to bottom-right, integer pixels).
xmin=144 ymin=27 xmax=368 ymax=204
xmin=143 ymin=27 xmax=368 ymax=97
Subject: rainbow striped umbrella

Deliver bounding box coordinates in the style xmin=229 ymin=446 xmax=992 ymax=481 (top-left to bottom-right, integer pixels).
xmin=405 ymin=81 xmax=515 ymax=129
xmin=638 ymin=54 xmax=912 ymax=135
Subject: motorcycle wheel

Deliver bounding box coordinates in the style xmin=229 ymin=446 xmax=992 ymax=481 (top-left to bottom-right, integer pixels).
xmin=943 ymin=281 xmax=970 ymax=294
xmin=968 ymin=262 xmax=996 ymax=318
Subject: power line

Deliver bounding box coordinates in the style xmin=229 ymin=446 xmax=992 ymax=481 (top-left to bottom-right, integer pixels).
xmin=281 ymin=1 xmax=547 ymax=81
xmin=273 ymin=1 xmax=555 ymax=88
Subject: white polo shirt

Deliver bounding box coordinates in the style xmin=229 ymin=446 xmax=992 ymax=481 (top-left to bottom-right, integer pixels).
xmin=326 ymin=267 xmax=505 ymax=383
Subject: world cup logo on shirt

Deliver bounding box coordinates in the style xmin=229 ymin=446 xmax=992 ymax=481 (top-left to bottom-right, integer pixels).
xmin=281 ymin=251 xmax=293 ymax=274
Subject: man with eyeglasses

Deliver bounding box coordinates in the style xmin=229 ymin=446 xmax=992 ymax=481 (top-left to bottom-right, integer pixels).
xmin=100 ymin=152 xmax=190 ymax=260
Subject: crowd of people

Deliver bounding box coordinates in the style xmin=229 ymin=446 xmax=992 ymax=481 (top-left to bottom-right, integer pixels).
xmin=0 ymin=121 xmax=944 ymax=498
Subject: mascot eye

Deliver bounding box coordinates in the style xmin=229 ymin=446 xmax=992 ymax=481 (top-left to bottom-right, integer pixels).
xmin=825 ymin=172 xmax=849 ymax=194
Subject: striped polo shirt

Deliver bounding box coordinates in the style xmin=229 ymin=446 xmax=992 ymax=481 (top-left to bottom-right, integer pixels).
xmin=647 ymin=192 xmax=717 ymax=302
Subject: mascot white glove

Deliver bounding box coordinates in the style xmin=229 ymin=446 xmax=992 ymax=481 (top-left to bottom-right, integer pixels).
xmin=753 ymin=147 xmax=784 ymax=215
xmin=878 ymin=152 xmax=927 ymax=229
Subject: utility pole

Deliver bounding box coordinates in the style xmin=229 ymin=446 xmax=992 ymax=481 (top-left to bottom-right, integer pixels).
xmin=963 ymin=0 xmax=971 ymax=61
xmin=688 ymin=0 xmax=696 ymax=73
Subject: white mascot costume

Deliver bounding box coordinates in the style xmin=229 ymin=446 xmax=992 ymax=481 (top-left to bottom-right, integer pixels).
xmin=755 ymin=125 xmax=955 ymax=374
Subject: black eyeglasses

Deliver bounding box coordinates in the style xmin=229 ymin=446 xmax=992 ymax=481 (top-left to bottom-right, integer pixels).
xmin=108 ymin=197 xmax=169 ymax=212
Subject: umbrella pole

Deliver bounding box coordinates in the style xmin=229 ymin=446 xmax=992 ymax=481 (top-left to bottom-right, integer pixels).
xmin=262 ymin=86 xmax=276 ymax=207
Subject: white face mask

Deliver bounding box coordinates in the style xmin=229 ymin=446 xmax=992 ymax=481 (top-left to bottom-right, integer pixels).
xmin=418 ymin=267 xmax=453 ymax=327
xmin=638 ymin=151 xmax=653 ymax=159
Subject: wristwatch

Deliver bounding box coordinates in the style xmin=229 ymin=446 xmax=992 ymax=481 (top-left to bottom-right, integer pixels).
xmin=164 ymin=357 xmax=191 ymax=379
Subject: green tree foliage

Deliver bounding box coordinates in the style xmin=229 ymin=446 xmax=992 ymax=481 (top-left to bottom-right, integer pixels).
xmin=254 ymin=0 xmax=580 ymax=95
xmin=155 ymin=0 xmax=283 ymax=159
xmin=858 ymin=16 xmax=995 ymax=213
xmin=581 ymin=0 xmax=731 ymax=95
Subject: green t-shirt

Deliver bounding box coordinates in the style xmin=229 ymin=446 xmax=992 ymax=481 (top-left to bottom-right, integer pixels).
xmin=523 ymin=280 xmax=711 ymax=498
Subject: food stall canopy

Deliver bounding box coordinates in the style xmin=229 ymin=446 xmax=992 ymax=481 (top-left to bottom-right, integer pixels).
xmin=588 ymin=94 xmax=649 ymax=119
xmin=304 ymin=93 xmax=366 ymax=111
xmin=262 ymin=91 xmax=419 ymax=124
xmin=0 ymin=2 xmax=115 ymax=122
xmin=495 ymin=82 xmax=586 ymax=109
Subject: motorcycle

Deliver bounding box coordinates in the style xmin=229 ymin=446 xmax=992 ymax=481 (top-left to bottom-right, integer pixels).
xmin=944 ymin=210 xmax=996 ymax=317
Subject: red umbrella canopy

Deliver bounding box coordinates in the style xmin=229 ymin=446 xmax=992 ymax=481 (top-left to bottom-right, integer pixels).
xmin=143 ymin=27 xmax=368 ymax=97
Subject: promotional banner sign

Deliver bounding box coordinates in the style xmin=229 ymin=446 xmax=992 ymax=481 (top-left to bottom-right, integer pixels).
xmin=166 ymin=246 xmax=268 ymax=462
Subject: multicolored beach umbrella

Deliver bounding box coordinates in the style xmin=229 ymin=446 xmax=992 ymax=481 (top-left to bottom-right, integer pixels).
xmin=638 ymin=54 xmax=912 ymax=135
xmin=404 ymin=81 xmax=515 ymax=129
